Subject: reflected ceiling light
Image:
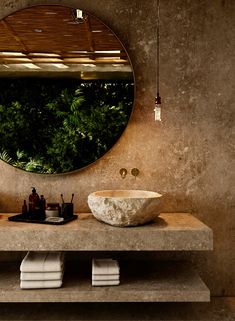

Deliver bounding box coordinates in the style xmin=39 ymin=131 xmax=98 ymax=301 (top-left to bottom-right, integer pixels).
xmin=82 ymin=64 xmax=96 ymax=67
xmin=98 ymin=57 xmax=120 ymax=61
xmin=45 ymin=11 xmax=57 ymax=15
xmin=22 ymin=63 xmax=41 ymax=69
xmin=3 ymin=64 xmax=10 ymax=68
xmin=34 ymin=29 xmax=43 ymax=33
xmin=0 ymin=52 xmax=25 ymax=56
xmin=95 ymin=50 xmax=120 ymax=54
xmin=51 ymin=63 xmax=69 ymax=69
xmin=67 ymin=50 xmax=88 ymax=54
xmin=29 ymin=53 xmax=61 ymax=57
xmin=154 ymin=0 xmax=162 ymax=122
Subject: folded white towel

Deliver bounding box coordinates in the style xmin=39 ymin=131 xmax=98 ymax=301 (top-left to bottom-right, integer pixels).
xmin=20 ymin=252 xmax=64 ymax=272
xmin=20 ymin=279 xmax=62 ymax=289
xmin=92 ymin=274 xmax=119 ymax=281
xmin=92 ymin=279 xmax=120 ymax=286
xmin=20 ymin=270 xmax=64 ymax=281
xmin=92 ymin=259 xmax=119 ymax=275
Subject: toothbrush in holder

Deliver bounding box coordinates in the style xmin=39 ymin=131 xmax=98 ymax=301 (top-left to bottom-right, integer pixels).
xmin=61 ymin=194 xmax=65 ymax=204
xmin=71 ymin=193 xmax=74 ymax=203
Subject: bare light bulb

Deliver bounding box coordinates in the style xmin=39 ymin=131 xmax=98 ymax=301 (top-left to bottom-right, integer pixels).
xmin=76 ymin=9 xmax=83 ymax=20
xmin=154 ymin=93 xmax=161 ymax=121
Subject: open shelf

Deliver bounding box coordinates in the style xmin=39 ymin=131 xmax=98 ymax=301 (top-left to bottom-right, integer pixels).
xmin=0 ymin=261 xmax=210 ymax=303
xmin=0 ymin=213 xmax=213 ymax=304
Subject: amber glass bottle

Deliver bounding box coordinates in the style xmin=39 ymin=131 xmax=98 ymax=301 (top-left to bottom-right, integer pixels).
xmin=22 ymin=200 xmax=27 ymax=215
xmin=28 ymin=187 xmax=40 ymax=214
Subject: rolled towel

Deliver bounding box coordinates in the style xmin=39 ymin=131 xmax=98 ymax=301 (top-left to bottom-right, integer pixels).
xmin=92 ymin=274 xmax=119 ymax=281
xmin=20 ymin=270 xmax=64 ymax=281
xmin=20 ymin=279 xmax=62 ymax=289
xmin=92 ymin=279 xmax=120 ymax=286
xmin=92 ymin=259 xmax=119 ymax=275
xmin=20 ymin=252 xmax=64 ymax=272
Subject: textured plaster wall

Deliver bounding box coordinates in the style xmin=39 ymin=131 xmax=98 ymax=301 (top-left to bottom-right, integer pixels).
xmin=0 ymin=0 xmax=234 ymax=296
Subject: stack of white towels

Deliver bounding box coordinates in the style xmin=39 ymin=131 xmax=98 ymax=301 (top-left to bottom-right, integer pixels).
xmin=20 ymin=251 xmax=64 ymax=289
xmin=92 ymin=258 xmax=120 ymax=286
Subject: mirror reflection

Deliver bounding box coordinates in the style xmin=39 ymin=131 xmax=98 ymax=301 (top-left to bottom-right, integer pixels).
xmin=0 ymin=5 xmax=134 ymax=173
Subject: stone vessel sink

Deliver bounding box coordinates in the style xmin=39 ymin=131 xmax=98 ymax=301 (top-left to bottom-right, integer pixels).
xmin=88 ymin=190 xmax=162 ymax=227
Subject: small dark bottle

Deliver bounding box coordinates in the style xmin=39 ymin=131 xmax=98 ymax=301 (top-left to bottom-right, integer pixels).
xmin=22 ymin=200 xmax=28 ymax=215
xmin=39 ymin=195 xmax=46 ymax=219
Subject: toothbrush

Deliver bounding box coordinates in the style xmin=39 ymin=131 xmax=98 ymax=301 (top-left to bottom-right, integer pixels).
xmin=61 ymin=194 xmax=64 ymax=204
xmin=71 ymin=193 xmax=74 ymax=203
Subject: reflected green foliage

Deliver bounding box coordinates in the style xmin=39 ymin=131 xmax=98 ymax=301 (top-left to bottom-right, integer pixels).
xmin=0 ymin=78 xmax=134 ymax=173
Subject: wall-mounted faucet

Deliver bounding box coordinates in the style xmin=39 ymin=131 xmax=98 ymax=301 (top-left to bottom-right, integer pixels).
xmin=119 ymin=168 xmax=140 ymax=179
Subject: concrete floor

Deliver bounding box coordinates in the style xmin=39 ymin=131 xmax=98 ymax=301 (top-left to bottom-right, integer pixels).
xmin=0 ymin=297 xmax=234 ymax=321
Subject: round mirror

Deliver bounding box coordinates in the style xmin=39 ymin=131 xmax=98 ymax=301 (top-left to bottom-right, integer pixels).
xmin=0 ymin=5 xmax=134 ymax=174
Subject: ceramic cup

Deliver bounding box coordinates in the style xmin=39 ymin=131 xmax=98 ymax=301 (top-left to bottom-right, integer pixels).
xmin=45 ymin=209 xmax=59 ymax=218
xmin=61 ymin=203 xmax=73 ymax=219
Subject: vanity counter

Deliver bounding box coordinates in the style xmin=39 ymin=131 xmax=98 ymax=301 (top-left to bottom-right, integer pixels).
xmin=0 ymin=213 xmax=212 ymax=251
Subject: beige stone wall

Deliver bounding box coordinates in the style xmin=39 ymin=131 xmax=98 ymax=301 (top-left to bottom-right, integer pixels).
xmin=0 ymin=0 xmax=234 ymax=296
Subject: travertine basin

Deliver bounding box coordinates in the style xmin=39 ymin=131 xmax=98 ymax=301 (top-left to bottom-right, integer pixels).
xmin=87 ymin=190 xmax=162 ymax=227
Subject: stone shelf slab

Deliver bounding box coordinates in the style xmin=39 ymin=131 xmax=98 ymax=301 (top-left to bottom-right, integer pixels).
xmin=0 ymin=213 xmax=213 ymax=251
xmin=0 ymin=261 xmax=210 ymax=302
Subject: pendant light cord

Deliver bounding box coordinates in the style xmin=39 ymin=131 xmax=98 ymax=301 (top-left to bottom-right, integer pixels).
xmin=156 ymin=0 xmax=161 ymax=104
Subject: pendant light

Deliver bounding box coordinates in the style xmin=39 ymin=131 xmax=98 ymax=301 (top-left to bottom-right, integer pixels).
xmin=154 ymin=0 xmax=161 ymax=121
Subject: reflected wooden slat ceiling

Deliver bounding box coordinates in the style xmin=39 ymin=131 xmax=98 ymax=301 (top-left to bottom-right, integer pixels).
xmin=0 ymin=5 xmax=128 ymax=65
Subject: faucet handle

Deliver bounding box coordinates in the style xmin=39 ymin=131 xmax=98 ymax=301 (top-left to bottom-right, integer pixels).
xmin=131 ymin=168 xmax=139 ymax=178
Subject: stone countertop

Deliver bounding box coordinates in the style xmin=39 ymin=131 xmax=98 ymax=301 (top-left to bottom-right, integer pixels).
xmin=0 ymin=213 xmax=213 ymax=251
